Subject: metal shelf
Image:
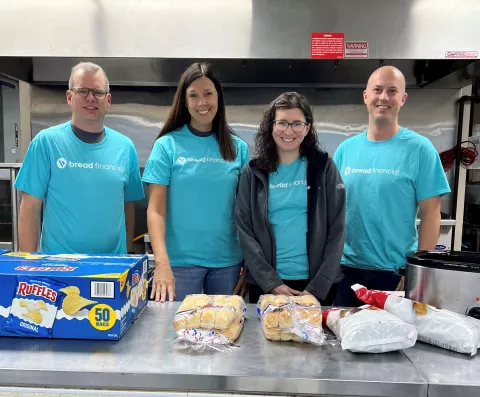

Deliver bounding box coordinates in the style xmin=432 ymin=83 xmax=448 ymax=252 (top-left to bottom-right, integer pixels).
xmin=0 ymin=163 xmax=22 ymax=251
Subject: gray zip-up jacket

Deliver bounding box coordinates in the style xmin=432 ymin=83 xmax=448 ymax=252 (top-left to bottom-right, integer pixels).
xmin=235 ymin=150 xmax=345 ymax=301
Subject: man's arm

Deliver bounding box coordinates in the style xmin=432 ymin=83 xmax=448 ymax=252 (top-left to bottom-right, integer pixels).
xmin=124 ymin=201 xmax=136 ymax=253
xmin=418 ymin=196 xmax=441 ymax=250
xmin=396 ymin=196 xmax=441 ymax=292
xmin=18 ymin=193 xmax=43 ymax=252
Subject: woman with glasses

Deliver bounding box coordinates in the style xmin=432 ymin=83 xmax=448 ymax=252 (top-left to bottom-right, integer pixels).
xmin=142 ymin=62 xmax=250 ymax=302
xmin=235 ymin=92 xmax=345 ymax=304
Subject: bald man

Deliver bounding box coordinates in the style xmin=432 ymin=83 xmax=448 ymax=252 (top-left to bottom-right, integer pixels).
xmin=332 ymin=66 xmax=450 ymax=306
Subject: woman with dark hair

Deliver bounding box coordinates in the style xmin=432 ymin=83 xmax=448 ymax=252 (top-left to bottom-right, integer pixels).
xmin=235 ymin=92 xmax=345 ymax=304
xmin=143 ymin=62 xmax=250 ymax=302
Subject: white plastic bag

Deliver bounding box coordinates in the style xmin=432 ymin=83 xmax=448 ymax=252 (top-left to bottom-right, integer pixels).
xmin=324 ymin=305 xmax=418 ymax=353
xmin=353 ymin=284 xmax=480 ymax=355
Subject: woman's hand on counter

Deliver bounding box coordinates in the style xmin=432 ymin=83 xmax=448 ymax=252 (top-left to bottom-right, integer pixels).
xmin=151 ymin=256 xmax=175 ymax=302
xmin=300 ymin=290 xmax=313 ymax=296
xmin=271 ymin=284 xmax=300 ymax=296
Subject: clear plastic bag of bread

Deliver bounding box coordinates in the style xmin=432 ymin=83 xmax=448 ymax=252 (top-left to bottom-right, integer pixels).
xmin=172 ymin=294 xmax=246 ymax=352
xmin=257 ymin=294 xmax=326 ymax=345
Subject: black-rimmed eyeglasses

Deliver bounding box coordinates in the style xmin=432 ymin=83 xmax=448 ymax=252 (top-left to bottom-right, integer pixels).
xmin=273 ymin=120 xmax=308 ymax=133
xmin=70 ymin=88 xmax=109 ymax=99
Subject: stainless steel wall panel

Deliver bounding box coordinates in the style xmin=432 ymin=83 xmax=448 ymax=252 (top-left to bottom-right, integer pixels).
xmin=1 ymin=0 xmax=479 ymax=60
xmin=31 ymin=84 xmax=458 ymax=220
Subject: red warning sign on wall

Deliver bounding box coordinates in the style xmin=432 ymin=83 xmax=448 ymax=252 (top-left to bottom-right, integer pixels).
xmin=311 ymin=33 xmax=344 ymax=59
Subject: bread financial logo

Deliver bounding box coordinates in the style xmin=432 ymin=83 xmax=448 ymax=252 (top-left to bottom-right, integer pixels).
xmin=56 ymin=157 xmax=124 ymax=172
xmin=177 ymin=156 xmax=226 ymax=164
xmin=344 ymin=166 xmax=399 ymax=176
xmin=57 ymin=158 xmax=67 ymax=169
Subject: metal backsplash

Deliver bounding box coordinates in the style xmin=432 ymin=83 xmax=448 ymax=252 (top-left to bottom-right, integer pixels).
xmin=1 ymin=0 xmax=479 ymax=60
xmin=31 ymin=84 xmax=459 ymax=239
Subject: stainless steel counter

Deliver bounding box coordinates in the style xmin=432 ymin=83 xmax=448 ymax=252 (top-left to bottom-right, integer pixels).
xmin=0 ymin=303 xmax=427 ymax=397
xmin=404 ymin=343 xmax=480 ymax=397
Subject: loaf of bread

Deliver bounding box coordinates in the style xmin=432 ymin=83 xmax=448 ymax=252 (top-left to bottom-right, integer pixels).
xmin=258 ymin=294 xmax=325 ymax=344
xmin=174 ymin=294 xmax=246 ymax=343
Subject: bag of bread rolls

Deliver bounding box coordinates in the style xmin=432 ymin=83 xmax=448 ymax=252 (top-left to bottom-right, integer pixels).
xmin=173 ymin=294 xmax=246 ymax=350
xmin=257 ymin=294 xmax=326 ymax=345
xmin=323 ymin=305 xmax=418 ymax=353
xmin=352 ymin=284 xmax=480 ymax=356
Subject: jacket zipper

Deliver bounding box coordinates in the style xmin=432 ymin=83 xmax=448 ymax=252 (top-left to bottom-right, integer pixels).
xmin=306 ymin=164 xmax=318 ymax=274
xmin=261 ymin=176 xmax=276 ymax=269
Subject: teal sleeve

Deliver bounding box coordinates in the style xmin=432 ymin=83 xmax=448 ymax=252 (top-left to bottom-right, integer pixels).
xmin=415 ymin=148 xmax=451 ymax=201
xmin=141 ymin=138 xmax=173 ymax=186
xmin=14 ymin=134 xmax=50 ymax=199
xmin=125 ymin=144 xmax=145 ymax=202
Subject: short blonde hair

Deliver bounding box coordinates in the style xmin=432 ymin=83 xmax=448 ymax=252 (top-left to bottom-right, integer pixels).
xmin=68 ymin=62 xmax=110 ymax=92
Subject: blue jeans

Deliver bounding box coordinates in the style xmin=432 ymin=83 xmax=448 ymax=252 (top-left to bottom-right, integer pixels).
xmin=172 ymin=263 xmax=242 ymax=301
xmin=334 ymin=266 xmax=401 ymax=307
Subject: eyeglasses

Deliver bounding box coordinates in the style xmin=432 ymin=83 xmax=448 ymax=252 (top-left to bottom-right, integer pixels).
xmin=273 ymin=120 xmax=308 ymax=133
xmin=70 ymin=88 xmax=109 ymax=99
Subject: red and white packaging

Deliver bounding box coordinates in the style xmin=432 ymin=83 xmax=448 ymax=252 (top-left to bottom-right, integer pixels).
xmin=352 ymin=284 xmax=480 ymax=355
xmin=323 ymin=305 xmax=417 ymax=353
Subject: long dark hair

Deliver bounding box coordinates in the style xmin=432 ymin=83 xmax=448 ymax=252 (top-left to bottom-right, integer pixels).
xmin=254 ymin=92 xmax=321 ymax=172
xmin=155 ymin=62 xmax=236 ymax=161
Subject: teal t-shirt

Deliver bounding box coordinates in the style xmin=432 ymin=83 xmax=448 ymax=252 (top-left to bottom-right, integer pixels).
xmin=268 ymin=157 xmax=309 ymax=280
xmin=333 ymin=127 xmax=451 ymax=272
xmin=14 ymin=122 xmax=145 ymax=254
xmin=142 ymin=125 xmax=250 ymax=268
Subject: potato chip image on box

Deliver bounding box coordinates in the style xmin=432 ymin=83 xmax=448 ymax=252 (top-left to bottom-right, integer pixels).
xmin=126 ymin=281 xmax=132 ymax=298
xmin=23 ymin=309 xmax=43 ymax=324
xmin=130 ymin=286 xmax=139 ymax=308
xmin=19 ymin=299 xmax=49 ymax=324
xmin=60 ymin=286 xmax=97 ymax=316
xmin=3 ymin=276 xmax=66 ymax=337
xmin=129 ymin=269 xmax=141 ymax=310
xmin=19 ymin=299 xmax=48 ymax=311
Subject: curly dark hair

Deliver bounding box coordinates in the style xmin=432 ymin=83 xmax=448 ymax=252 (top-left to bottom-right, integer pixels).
xmin=155 ymin=62 xmax=236 ymax=161
xmin=254 ymin=92 xmax=321 ymax=172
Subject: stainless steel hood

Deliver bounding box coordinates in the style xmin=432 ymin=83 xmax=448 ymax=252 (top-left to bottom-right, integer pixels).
xmin=1 ymin=0 xmax=479 ymax=88
xmin=0 ymin=56 xmax=477 ymax=89
xmin=25 ymin=58 xmax=478 ymax=89
xmin=0 ymin=0 xmax=479 ymax=60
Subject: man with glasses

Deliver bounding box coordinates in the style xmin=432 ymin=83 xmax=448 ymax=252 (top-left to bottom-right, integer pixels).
xmin=15 ymin=62 xmax=144 ymax=254
xmin=332 ymin=66 xmax=450 ymax=306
